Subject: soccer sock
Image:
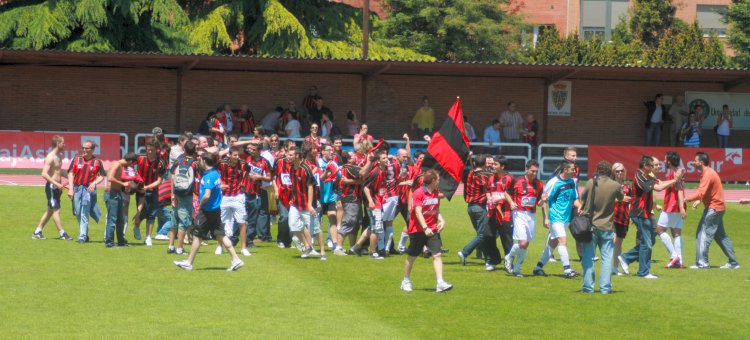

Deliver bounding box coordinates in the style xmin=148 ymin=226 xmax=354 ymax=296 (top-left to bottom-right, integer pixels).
xmin=537 ymin=243 xmax=552 ymax=268
xmin=558 ymin=245 xmax=570 ymax=270
xmin=384 ymin=226 xmax=394 ymax=252
xmin=673 ymin=236 xmax=683 ymax=262
xmin=659 ymin=232 xmax=676 ymax=258
xmin=123 ymin=221 xmax=128 ymax=235
xmin=35 ymin=227 xmax=42 ymax=233
xmin=508 ymin=244 xmax=519 ymax=258
xmin=514 ymin=249 xmax=527 ymax=273
xmin=59 ymin=230 xmax=66 ymax=236
xmin=398 ymin=232 xmax=409 ymax=249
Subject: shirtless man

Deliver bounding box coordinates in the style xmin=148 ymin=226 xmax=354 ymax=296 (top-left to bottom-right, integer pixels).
xmin=33 ymin=135 xmax=72 ymax=240
xmin=104 ymin=152 xmax=139 ymax=247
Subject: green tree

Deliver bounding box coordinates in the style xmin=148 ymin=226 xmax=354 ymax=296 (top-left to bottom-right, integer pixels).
xmin=380 ymin=0 xmax=526 ymax=62
xmin=629 ymin=0 xmax=678 ymax=47
xmin=646 ymin=23 xmax=726 ymax=67
xmin=727 ymin=0 xmax=750 ymax=67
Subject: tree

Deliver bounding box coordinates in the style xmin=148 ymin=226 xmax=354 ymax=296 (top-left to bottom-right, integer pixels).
xmin=629 ymin=0 xmax=678 ymax=47
xmin=380 ymin=0 xmax=526 ymax=62
xmin=646 ymin=23 xmax=726 ymax=67
xmin=727 ymin=0 xmax=750 ymax=67
xmin=0 ymin=0 xmax=433 ymax=60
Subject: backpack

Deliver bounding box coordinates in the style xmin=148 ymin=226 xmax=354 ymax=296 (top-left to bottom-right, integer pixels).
xmin=173 ymin=159 xmax=195 ymax=196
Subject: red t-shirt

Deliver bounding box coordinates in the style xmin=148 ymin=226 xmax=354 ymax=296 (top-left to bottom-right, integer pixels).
xmin=488 ymin=173 xmax=513 ymax=222
xmin=274 ymin=158 xmax=293 ymax=208
xmin=245 ymin=156 xmax=270 ymax=195
xmin=365 ymin=167 xmax=387 ymax=209
xmin=663 ymin=168 xmax=685 ymax=213
xmin=408 ymin=186 xmax=440 ymax=234
xmin=217 ymin=161 xmax=247 ymax=196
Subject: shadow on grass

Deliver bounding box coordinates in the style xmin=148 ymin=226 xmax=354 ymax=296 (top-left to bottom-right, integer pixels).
xmin=196 ymin=267 xmax=229 ymax=271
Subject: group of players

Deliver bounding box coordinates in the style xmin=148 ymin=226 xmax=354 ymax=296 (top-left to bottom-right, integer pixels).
xmin=32 ymin=128 xmax=741 ymax=292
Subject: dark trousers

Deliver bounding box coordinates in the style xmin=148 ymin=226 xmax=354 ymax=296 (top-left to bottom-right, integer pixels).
xmin=276 ymin=203 xmax=291 ymax=247
xmin=257 ymin=190 xmax=272 ymax=241
xmin=104 ymin=191 xmax=126 ymax=245
xmin=461 ymin=203 xmax=489 ymax=257
xmin=497 ymin=220 xmax=513 ymax=256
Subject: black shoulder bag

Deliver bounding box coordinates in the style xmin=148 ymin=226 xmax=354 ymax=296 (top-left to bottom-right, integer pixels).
xmin=569 ymin=176 xmax=597 ymax=243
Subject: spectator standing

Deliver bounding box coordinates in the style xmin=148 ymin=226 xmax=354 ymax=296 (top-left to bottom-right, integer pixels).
xmin=499 ymin=101 xmax=524 ymax=143
xmin=668 ymin=95 xmax=689 ymax=146
xmin=346 ymin=111 xmax=360 ymax=137
xmin=411 ymin=96 xmax=435 ymax=138
xmin=221 ymin=104 xmax=234 ymax=134
xmin=308 ymin=97 xmax=333 ymax=128
xmin=302 ymin=85 xmax=319 ymax=112
xmin=285 ymin=115 xmax=302 ymax=138
xmin=320 ymin=113 xmax=334 ymax=139
xmin=482 ymin=119 xmax=502 ymax=154
xmin=644 ymin=94 xmax=668 ymax=146
xmin=234 ymin=104 xmax=255 ymax=135
xmin=198 ymin=112 xmax=214 ymax=136
xmin=716 ymin=104 xmax=732 ymax=148
xmin=580 ymin=161 xmax=623 ymax=294
xmin=463 ymin=116 xmax=477 ymax=142
xmin=522 ymin=113 xmax=539 ymax=149
xmin=278 ymin=102 xmax=300 ymax=135
xmin=259 ymin=106 xmax=282 ymax=136
xmin=681 ymin=111 xmax=702 ymax=148
xmin=353 ymin=124 xmax=373 ymax=148
xmin=67 ymin=140 xmax=105 ymax=243
xmin=686 ymin=152 xmax=739 ymax=269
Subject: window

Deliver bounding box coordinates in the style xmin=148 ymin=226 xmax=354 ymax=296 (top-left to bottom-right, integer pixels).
xmin=697 ymin=5 xmax=728 ymax=37
xmin=521 ymin=24 xmax=555 ymax=47
xmin=580 ymin=0 xmax=630 ymax=40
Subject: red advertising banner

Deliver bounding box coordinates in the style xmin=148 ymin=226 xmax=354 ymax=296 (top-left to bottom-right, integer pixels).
xmin=588 ymin=145 xmax=748 ymax=181
xmin=0 ymin=131 xmax=121 ymax=169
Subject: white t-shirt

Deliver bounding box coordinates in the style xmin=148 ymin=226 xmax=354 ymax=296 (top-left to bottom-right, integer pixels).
xmin=285 ymin=119 xmax=301 ymax=138
xmin=261 ymin=110 xmax=281 ymax=132
xmin=717 ymin=119 xmax=731 ymax=136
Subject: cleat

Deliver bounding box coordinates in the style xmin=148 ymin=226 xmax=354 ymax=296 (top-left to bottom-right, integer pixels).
xmin=59 ymin=232 xmax=72 ymax=241
xmin=167 ymin=248 xmax=176 ymax=254
xmin=32 ymin=231 xmax=45 ymax=240
xmin=486 ymin=264 xmax=496 ymax=272
xmin=333 ymin=248 xmax=348 ymax=256
xmin=277 ymin=242 xmax=285 ymax=248
xmin=503 ymin=255 xmax=513 ymax=273
xmin=690 ymin=264 xmax=709 ymax=269
xmin=173 ymin=260 xmax=193 ymax=271
xmin=309 ymin=249 xmax=321 ymax=257
xmin=720 ymin=263 xmax=740 ymax=270
xmin=301 ymin=247 xmax=312 ymax=259
xmin=457 ymin=251 xmax=467 ymax=266
xmin=228 ymin=259 xmax=244 ymax=271
xmin=400 ymin=279 xmax=413 ymax=292
xmin=533 ymin=268 xmax=547 ymax=276
xmin=618 ymin=255 xmax=630 ymax=275
xmin=643 ymin=273 xmax=658 ymax=279
xmin=369 ymin=252 xmax=384 ymax=260
xmin=105 ymin=243 xmax=115 ymax=248
xmin=436 ymin=281 xmax=453 ymax=293
xmin=564 ymin=270 xmax=580 ymax=279
xmin=666 ymin=256 xmax=681 ymax=269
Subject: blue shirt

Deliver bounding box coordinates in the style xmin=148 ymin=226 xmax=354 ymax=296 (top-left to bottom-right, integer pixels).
xmin=318 ymin=158 xmax=339 ymax=204
xmin=199 ymin=169 xmax=222 ymax=212
xmin=544 ymin=175 xmax=578 ymax=223
xmin=483 ymin=126 xmax=501 ymax=144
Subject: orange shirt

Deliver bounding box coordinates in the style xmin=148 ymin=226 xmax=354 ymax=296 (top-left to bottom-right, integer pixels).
xmin=686 ymin=166 xmax=725 ymax=212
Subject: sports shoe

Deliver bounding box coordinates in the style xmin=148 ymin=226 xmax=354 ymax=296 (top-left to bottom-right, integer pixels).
xmin=690 ymin=264 xmax=709 ymax=269
xmin=436 ymin=281 xmax=453 ymax=293
xmin=105 ymin=243 xmax=115 ymax=248
xmin=327 ymin=239 xmax=334 ymax=249
xmin=720 ymin=263 xmax=741 ymax=270
xmin=77 ymin=238 xmax=86 ymax=244
xmin=247 ymin=242 xmax=258 ymax=249
xmin=176 ymin=248 xmax=186 ymax=255
xmin=593 ymin=256 xmax=599 ymax=262
xmin=677 ymin=263 xmax=685 ymax=268
xmin=643 ymin=273 xmax=658 ymax=279
xmin=144 ymin=236 xmax=153 ymax=246
xmin=533 ymin=268 xmax=547 ymax=276
xmin=564 ymin=270 xmax=580 ymax=279
xmin=215 ymin=246 xmax=223 ymax=255
xmin=369 ymin=252 xmax=384 ymax=260
xmin=320 ymin=255 xmax=327 ymax=261
xmin=174 ymin=260 xmax=193 ymax=271
xmin=618 ymin=255 xmax=630 ymax=275
xmin=400 ymin=279 xmax=413 ymax=292
xmin=133 ymin=226 xmax=141 ymax=240
xmin=277 ymin=242 xmax=285 ymax=248
xmin=241 ymin=248 xmax=252 ymax=257
xmin=32 ymin=231 xmax=45 ymax=240
xmin=310 ymin=249 xmax=321 ymax=257
xmin=167 ymin=248 xmax=176 ymax=254
xmin=228 ymin=259 xmax=244 ymax=271
xmin=301 ymin=247 xmax=312 ymax=258
xmin=457 ymin=251 xmax=467 ymax=266
xmin=60 ymin=232 xmax=72 ymax=241
xmin=117 ymin=241 xmax=129 ymax=247
xmin=397 ymin=246 xmax=406 ymax=254
xmin=333 ymin=248 xmax=348 ymax=256
xmin=666 ymin=256 xmax=681 ymax=268
xmin=503 ymin=255 xmax=513 ymax=273
xmin=486 ymin=264 xmax=496 ymax=272
xmin=512 ymin=271 xmax=524 ymax=277
xmin=292 ymin=237 xmax=304 ymax=251
xmin=154 ymin=234 xmax=169 ymax=241
xmin=548 ymin=255 xmax=557 ymax=263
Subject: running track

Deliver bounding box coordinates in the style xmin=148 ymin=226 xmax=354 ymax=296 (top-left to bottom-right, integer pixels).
xmin=5 ymin=174 xmax=750 ymax=201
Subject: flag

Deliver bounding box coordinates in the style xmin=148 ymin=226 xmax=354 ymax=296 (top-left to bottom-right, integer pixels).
xmin=421 ymin=98 xmax=470 ymax=200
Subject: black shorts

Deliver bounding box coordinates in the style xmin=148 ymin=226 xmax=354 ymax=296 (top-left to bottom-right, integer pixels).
xmin=614 ymin=222 xmax=629 ymax=239
xmin=320 ymin=201 xmax=337 ymax=213
xmin=193 ymin=210 xmax=225 ymax=239
xmin=45 ymin=182 xmax=61 ymax=209
xmin=406 ymin=231 xmax=443 ymax=257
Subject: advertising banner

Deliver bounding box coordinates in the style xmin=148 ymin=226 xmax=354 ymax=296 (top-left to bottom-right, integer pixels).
xmin=588 ymin=145 xmax=747 ymax=181
xmin=685 ymin=91 xmax=750 ymax=130
xmin=0 ymin=131 xmax=121 ymax=169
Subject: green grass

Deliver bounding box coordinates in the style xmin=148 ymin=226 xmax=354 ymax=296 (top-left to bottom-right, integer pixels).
xmin=1 ymin=186 xmax=749 ymax=338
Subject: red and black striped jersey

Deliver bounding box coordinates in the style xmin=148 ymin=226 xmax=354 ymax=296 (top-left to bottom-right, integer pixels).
xmin=210 ymin=118 xmax=225 ymax=143
xmin=136 ymin=155 xmax=166 ymax=186
xmin=365 ymin=166 xmax=388 ymax=208
xmin=290 ymin=162 xmax=315 ymax=210
xmin=488 ymin=173 xmax=513 ymax=222
xmin=383 ymin=156 xmax=400 ymax=198
xmin=663 ymin=168 xmax=685 ymax=213
xmin=613 ymin=181 xmax=631 ymax=226
xmin=397 ymin=162 xmax=418 ymax=204
xmin=217 ymin=161 xmax=247 ymax=196
xmin=274 ymin=158 xmax=293 ymax=208
xmin=510 ymin=176 xmax=544 ymax=213
xmin=340 ymin=164 xmax=362 ymax=202
xmin=245 ymin=156 xmax=270 ymax=195
xmin=305 ymin=159 xmax=321 ymax=201
xmin=629 ymin=170 xmax=655 ymax=219
xmin=68 ymin=156 xmax=105 ymax=186
xmin=463 ymin=169 xmax=490 ymax=204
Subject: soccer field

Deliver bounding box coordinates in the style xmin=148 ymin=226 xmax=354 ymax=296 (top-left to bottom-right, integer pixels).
xmin=1 ymin=186 xmax=749 ymax=338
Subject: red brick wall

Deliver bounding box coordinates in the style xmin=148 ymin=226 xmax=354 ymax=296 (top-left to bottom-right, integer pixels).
xmin=1 ymin=65 xmax=748 ymax=148
xmin=516 ymin=0 xmax=580 ymax=36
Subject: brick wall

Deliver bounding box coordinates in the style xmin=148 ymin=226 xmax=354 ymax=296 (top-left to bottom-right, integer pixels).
xmin=1 ymin=65 xmax=748 ymax=148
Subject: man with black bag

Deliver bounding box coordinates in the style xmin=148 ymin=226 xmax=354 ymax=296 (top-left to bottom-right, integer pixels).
xmin=579 ymin=161 xmax=623 ymax=294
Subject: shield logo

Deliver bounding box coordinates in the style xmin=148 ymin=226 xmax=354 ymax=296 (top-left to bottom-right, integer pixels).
xmin=552 ymin=83 xmax=568 ymax=110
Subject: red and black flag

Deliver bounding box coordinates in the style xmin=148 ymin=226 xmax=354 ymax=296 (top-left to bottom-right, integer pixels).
xmin=421 ymin=98 xmax=470 ymax=200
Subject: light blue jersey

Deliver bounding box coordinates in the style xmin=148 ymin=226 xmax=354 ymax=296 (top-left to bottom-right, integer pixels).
xmin=544 ymin=175 xmax=578 ymax=223
xmin=318 ymin=158 xmax=339 ymax=204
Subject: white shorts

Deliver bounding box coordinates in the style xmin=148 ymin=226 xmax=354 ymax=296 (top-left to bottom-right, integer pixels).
xmin=220 ymin=194 xmax=247 ymax=225
xmin=512 ymin=210 xmax=536 ymax=241
xmin=289 ymin=206 xmax=322 ymax=235
xmin=657 ymin=212 xmax=684 ymax=229
xmin=381 ymin=196 xmax=399 ymax=222
xmin=550 ymin=222 xmax=568 ymax=239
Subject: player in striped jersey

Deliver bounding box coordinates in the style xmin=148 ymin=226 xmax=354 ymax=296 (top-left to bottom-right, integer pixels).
xmin=504 ymin=160 xmax=544 ymax=276
xmin=289 ymin=146 xmax=320 ymax=259
xmin=610 ymin=162 xmax=632 ymax=275
xmin=456 ymin=154 xmax=492 ymax=269
xmin=133 ymin=141 xmax=166 ymax=246
xmin=656 ymin=151 xmax=687 ymax=268
xmin=487 ymin=156 xmax=514 ymax=265
xmin=245 ymin=142 xmax=272 ymax=251
xmin=215 ymin=147 xmax=250 ymax=256
xmin=335 ymin=151 xmax=372 ymax=255
xmin=350 ymin=150 xmax=388 ymax=259
xmin=67 ymin=140 xmax=106 ymax=243
xmin=273 ymin=145 xmax=295 ymax=248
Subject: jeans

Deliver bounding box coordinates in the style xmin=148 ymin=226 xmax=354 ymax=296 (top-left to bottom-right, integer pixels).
xmin=257 ymin=190 xmax=272 ymax=241
xmin=645 ymin=123 xmax=662 ymax=146
xmin=73 ymin=186 xmax=98 ymax=240
xmin=246 ymin=194 xmax=262 ymax=243
xmin=156 ymin=205 xmax=173 ymax=235
xmin=276 ymin=203 xmax=291 ymax=246
xmin=104 ymin=192 xmax=126 ymax=245
xmin=695 ymin=209 xmax=738 ymax=266
xmin=461 ymin=204 xmax=489 ymax=257
xmin=582 ymin=229 xmax=614 ymax=293
xmin=621 ymin=216 xmax=655 ymax=276
xmin=717 ymin=134 xmax=729 ymax=148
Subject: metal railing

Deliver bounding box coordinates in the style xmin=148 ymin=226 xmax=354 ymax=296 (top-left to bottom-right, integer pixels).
xmin=537 ymin=143 xmax=589 ymax=179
